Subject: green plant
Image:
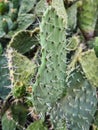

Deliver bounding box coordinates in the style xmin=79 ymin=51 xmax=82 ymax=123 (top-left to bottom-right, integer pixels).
xmin=1 ymin=0 xmax=98 ymax=130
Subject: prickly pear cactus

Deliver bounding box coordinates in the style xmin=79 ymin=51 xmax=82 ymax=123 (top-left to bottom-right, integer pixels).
xmin=33 ymin=6 xmax=67 ymax=115
xmin=79 ymin=49 xmax=98 ymax=87
xmin=10 ymin=100 xmax=28 ymax=126
xmin=8 ymin=28 xmax=39 ymax=54
xmin=0 ymin=0 xmax=36 ymax=37
xmin=78 ymin=0 xmax=98 ymax=39
xmin=2 ymin=113 xmax=18 ymax=130
xmin=50 ymin=65 xmax=97 ymax=130
xmin=4 ymin=47 xmax=37 ymax=98
xmin=1 ymin=0 xmax=98 ymax=130
xmin=0 ymin=55 xmax=11 ymax=99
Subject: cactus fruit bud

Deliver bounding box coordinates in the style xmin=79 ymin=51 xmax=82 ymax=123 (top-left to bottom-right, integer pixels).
xmin=2 ymin=18 xmax=9 ymax=34
xmin=12 ymin=0 xmax=20 ymax=10
xmin=4 ymin=0 xmax=9 ymax=13
xmin=0 ymin=1 xmax=5 ymax=15
xmin=11 ymin=21 xmax=18 ymax=30
xmin=10 ymin=8 xmax=18 ymax=22
xmin=12 ymin=81 xmax=26 ymax=98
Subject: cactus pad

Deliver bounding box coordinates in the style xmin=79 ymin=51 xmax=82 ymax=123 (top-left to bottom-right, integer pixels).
xmin=9 ymin=28 xmax=39 ymax=54
xmin=78 ymin=0 xmax=98 ymax=39
xmin=50 ymin=66 xmax=97 ymax=130
xmin=33 ymin=6 xmax=67 ymax=115
xmin=79 ymin=49 xmax=98 ymax=87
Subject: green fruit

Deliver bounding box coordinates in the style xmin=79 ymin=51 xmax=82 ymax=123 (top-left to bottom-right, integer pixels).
xmin=0 ymin=1 xmax=5 ymax=15
xmin=12 ymin=81 xmax=26 ymax=98
xmin=12 ymin=0 xmax=20 ymax=10
xmin=10 ymin=8 xmax=18 ymax=22
xmin=11 ymin=21 xmax=18 ymax=30
xmin=2 ymin=18 xmax=9 ymax=34
xmin=4 ymin=1 xmax=9 ymax=12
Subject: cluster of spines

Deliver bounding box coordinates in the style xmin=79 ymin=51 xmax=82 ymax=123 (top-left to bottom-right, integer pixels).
xmin=5 ymin=47 xmax=15 ymax=88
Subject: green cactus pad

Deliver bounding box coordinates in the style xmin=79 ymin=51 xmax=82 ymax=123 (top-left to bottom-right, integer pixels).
xmin=2 ymin=110 xmax=24 ymax=130
xmin=33 ymin=6 xmax=67 ymax=115
xmin=19 ymin=0 xmax=37 ymax=14
xmin=0 ymin=55 xmax=11 ymax=99
xmin=10 ymin=100 xmax=28 ymax=126
xmin=8 ymin=14 xmax=36 ymax=36
xmin=78 ymin=0 xmax=98 ymax=39
xmin=9 ymin=28 xmax=39 ymax=54
xmin=6 ymin=47 xmax=37 ymax=89
xmin=79 ymin=49 xmax=98 ymax=87
xmin=2 ymin=113 xmax=17 ymax=130
xmin=50 ymin=66 xmax=97 ymax=130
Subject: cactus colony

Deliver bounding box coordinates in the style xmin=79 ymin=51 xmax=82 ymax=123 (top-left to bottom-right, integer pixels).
xmin=0 ymin=0 xmax=98 ymax=130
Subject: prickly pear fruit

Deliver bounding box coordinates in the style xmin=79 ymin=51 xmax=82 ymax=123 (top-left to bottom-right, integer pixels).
xmin=2 ymin=18 xmax=9 ymax=34
xmin=10 ymin=8 xmax=18 ymax=22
